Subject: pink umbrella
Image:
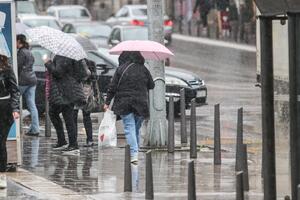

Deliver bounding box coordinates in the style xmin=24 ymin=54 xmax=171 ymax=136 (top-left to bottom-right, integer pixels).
xmin=109 ymin=40 xmax=174 ymax=61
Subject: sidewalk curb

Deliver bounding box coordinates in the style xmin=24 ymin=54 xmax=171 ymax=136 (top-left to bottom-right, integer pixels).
xmin=173 ymin=34 xmax=256 ymax=52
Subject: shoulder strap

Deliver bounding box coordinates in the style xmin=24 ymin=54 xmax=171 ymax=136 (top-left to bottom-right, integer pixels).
xmin=117 ymin=63 xmax=135 ymax=88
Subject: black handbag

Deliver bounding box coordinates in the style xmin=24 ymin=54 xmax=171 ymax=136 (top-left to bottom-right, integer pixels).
xmin=83 ymin=82 xmax=104 ymax=113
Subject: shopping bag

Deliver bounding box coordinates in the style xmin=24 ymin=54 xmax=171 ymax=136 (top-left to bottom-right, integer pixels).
xmin=98 ymin=110 xmax=117 ymax=147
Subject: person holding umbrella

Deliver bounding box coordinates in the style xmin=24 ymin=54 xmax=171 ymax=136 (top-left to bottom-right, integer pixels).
xmin=25 ymin=26 xmax=89 ymax=155
xmin=106 ymin=40 xmax=174 ymax=163
xmin=104 ymin=51 xmax=155 ymax=163
xmin=0 ymin=54 xmax=20 ymax=188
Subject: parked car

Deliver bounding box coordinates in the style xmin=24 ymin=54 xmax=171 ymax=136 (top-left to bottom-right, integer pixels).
xmin=96 ymin=48 xmax=207 ymax=115
xmin=19 ymin=15 xmax=62 ymax=30
xmin=46 ymin=5 xmax=92 ymax=24
xmin=16 ymin=0 xmax=39 ymax=17
xmin=62 ymin=22 xmax=112 ymax=48
xmin=107 ymin=25 xmax=149 ymax=47
xmin=106 ymin=5 xmax=173 ymax=44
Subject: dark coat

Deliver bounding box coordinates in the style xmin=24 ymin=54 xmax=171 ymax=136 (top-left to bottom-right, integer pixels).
xmin=0 ymin=67 xmax=20 ymax=112
xmin=17 ymin=47 xmax=37 ymax=86
xmin=193 ymin=0 xmax=211 ymax=14
xmin=105 ymin=52 xmax=155 ymax=118
xmin=45 ymin=55 xmax=86 ymax=106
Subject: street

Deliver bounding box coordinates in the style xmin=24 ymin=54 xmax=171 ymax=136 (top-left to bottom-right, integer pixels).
xmin=4 ymin=35 xmax=283 ymax=200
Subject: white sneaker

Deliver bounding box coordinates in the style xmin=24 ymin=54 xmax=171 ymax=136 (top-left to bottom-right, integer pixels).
xmin=131 ymin=154 xmax=138 ymax=163
xmin=0 ymin=175 xmax=7 ymax=189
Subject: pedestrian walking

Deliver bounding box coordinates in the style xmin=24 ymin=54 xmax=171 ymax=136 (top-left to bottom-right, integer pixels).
xmin=193 ymin=0 xmax=211 ymax=35
xmin=16 ymin=34 xmax=40 ymax=136
xmin=0 ymin=54 xmax=20 ymax=188
xmin=104 ymin=51 xmax=155 ymax=163
xmin=73 ymin=59 xmax=98 ymax=147
xmin=228 ymin=0 xmax=239 ymax=42
xmin=44 ymin=55 xmax=88 ymax=155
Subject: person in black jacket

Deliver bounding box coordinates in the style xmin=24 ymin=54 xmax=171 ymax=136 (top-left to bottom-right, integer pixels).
xmin=0 ymin=55 xmax=20 ymax=188
xmin=17 ymin=34 xmax=40 ymax=136
xmin=193 ymin=0 xmax=211 ymax=28
xmin=44 ymin=55 xmax=87 ymax=155
xmin=104 ymin=51 xmax=155 ymax=163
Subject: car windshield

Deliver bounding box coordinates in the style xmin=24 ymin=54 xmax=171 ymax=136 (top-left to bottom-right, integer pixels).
xmin=132 ymin=8 xmax=147 ymax=16
xmin=31 ymin=47 xmax=51 ymax=67
xmin=123 ymin=28 xmax=148 ymax=41
xmin=98 ymin=48 xmax=119 ymax=66
xmin=17 ymin=2 xmax=37 ymax=14
xmin=23 ymin=19 xmax=61 ymax=30
xmin=59 ymin=9 xmax=89 ymax=19
xmin=76 ymin=24 xmax=111 ymax=38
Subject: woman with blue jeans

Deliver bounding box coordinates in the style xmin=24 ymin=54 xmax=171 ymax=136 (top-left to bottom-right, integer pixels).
xmin=104 ymin=51 xmax=155 ymax=163
xmin=17 ymin=34 xmax=39 ymax=136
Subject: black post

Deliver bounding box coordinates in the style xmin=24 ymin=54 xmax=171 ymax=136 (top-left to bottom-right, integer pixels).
xmin=214 ymin=104 xmax=221 ymax=165
xmin=145 ymin=150 xmax=154 ymax=199
xmin=124 ymin=144 xmax=132 ymax=192
xmin=235 ymin=108 xmax=243 ymax=171
xmin=180 ymin=88 xmax=187 ymax=145
xmin=260 ymin=16 xmax=276 ymax=200
xmin=288 ymin=12 xmax=300 ymax=200
xmin=188 ymin=160 xmax=196 ymax=200
xmin=45 ymin=98 xmax=51 ymax=137
xmin=236 ymin=171 xmax=244 ymax=200
xmin=190 ymin=99 xmax=197 ymax=159
xmin=168 ymin=96 xmax=175 ymax=153
xmin=179 ymin=0 xmax=183 ymax=33
xmin=242 ymin=144 xmax=249 ymax=191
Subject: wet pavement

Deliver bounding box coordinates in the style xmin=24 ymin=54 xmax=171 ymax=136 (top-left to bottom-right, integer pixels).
xmin=3 ymin=37 xmax=292 ymax=199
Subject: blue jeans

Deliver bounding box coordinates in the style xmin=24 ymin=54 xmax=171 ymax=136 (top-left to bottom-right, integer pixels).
xmin=121 ymin=113 xmax=144 ymax=156
xmin=19 ymin=85 xmax=40 ymax=133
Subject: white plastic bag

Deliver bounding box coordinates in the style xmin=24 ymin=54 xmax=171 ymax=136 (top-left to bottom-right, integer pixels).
xmin=98 ymin=110 xmax=117 ymax=147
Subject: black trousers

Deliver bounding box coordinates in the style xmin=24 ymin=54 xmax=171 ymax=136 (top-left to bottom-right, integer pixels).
xmin=0 ymin=100 xmax=13 ymax=172
xmin=49 ymin=104 xmax=78 ymax=147
xmin=73 ymin=109 xmax=93 ymax=143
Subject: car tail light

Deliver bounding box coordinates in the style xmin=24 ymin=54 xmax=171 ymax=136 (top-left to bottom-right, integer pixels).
xmin=164 ymin=20 xmax=173 ymax=27
xmin=131 ymin=19 xmax=144 ymax=26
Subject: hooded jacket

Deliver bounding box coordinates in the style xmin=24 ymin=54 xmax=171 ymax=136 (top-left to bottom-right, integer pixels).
xmin=105 ymin=52 xmax=155 ymax=118
xmin=0 ymin=66 xmax=20 ymax=112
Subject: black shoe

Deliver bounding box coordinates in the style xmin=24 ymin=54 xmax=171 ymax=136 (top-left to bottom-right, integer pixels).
xmin=6 ymin=164 xmax=17 ymax=172
xmin=62 ymin=146 xmax=80 ymax=156
xmin=25 ymin=131 xmax=39 ymax=137
xmin=83 ymin=141 xmax=94 ymax=147
xmin=52 ymin=143 xmax=68 ymax=150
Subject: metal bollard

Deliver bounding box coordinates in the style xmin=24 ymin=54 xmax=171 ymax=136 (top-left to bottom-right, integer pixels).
xmin=124 ymin=144 xmax=132 ymax=192
xmin=242 ymin=144 xmax=249 ymax=191
xmin=190 ymin=99 xmax=197 ymax=159
xmin=180 ymin=89 xmax=187 ymax=145
xmin=145 ymin=150 xmax=154 ymax=199
xmin=235 ymin=107 xmax=243 ymax=171
xmin=188 ymin=160 xmax=196 ymax=200
xmin=45 ymin=98 xmax=51 ymax=137
xmin=168 ymin=96 xmax=175 ymax=153
xmin=214 ymin=104 xmax=221 ymax=165
xmin=236 ymin=171 xmax=244 ymax=200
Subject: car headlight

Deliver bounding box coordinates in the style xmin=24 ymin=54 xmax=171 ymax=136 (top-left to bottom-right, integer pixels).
xmin=165 ymin=76 xmax=188 ymax=86
xmin=201 ymin=80 xmax=205 ymax=86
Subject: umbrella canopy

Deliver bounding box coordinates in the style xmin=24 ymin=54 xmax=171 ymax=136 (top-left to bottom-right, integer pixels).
xmin=109 ymin=40 xmax=174 ymax=61
xmin=26 ymin=26 xmax=87 ymax=61
xmin=16 ymin=22 xmax=30 ymax=35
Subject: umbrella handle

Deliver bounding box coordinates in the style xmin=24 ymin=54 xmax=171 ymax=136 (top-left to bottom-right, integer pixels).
xmin=153 ymin=77 xmax=165 ymax=83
